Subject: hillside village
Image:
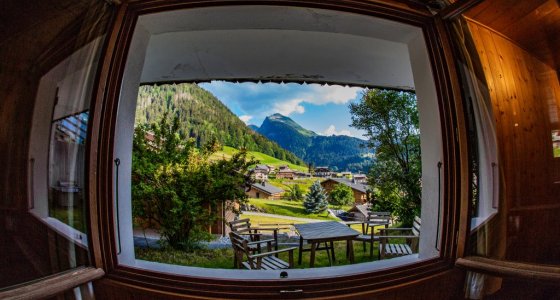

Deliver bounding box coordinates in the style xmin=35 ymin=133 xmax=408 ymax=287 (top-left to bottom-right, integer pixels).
xmin=247 ymin=164 xmax=370 ymax=205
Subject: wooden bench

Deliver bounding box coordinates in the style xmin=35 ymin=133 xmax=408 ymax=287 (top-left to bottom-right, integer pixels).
xmin=229 ymin=232 xmax=296 ymax=270
xmin=378 ymin=216 xmax=420 ymax=259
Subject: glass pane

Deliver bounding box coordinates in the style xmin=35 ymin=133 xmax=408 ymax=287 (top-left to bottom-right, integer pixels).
xmin=0 ymin=0 xmax=113 ymax=290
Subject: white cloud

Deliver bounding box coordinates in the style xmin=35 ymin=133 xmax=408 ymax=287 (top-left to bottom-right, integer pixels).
xmin=273 ymin=99 xmax=305 ymax=115
xmin=302 ymin=85 xmax=362 ymax=105
xmin=323 ymin=125 xmax=353 ymax=137
xmin=239 ymin=115 xmax=252 ymax=124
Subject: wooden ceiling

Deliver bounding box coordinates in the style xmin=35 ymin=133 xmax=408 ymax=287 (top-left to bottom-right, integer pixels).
xmin=465 ymin=0 xmax=560 ymax=71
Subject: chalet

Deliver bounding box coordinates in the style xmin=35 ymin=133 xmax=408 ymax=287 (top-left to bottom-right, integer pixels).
xmin=276 ymin=168 xmax=295 ymax=179
xmin=314 ymin=167 xmax=332 ymax=178
xmin=294 ymin=171 xmax=312 ymax=178
xmin=353 ymin=174 xmax=368 ymax=184
xmin=321 ymin=178 xmax=370 ymax=204
xmin=246 ymin=182 xmax=284 ymax=200
xmin=341 ymin=171 xmax=352 ymax=179
xmin=250 ymin=164 xmax=270 ymax=181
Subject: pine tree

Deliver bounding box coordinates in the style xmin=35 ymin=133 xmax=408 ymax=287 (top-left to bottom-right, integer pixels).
xmin=303 ymin=181 xmax=329 ymax=214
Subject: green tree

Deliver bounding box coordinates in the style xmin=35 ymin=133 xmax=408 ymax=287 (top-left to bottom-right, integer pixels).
xmin=349 ymin=89 xmax=421 ymax=226
xmin=303 ymin=181 xmax=328 ymax=214
xmin=287 ymin=184 xmax=304 ymax=201
xmin=132 ymin=115 xmax=255 ymax=250
xmin=329 ymin=184 xmax=354 ymax=209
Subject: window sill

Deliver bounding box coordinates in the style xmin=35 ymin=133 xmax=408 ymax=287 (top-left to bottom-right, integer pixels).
xmin=132 ymin=254 xmax=430 ymax=280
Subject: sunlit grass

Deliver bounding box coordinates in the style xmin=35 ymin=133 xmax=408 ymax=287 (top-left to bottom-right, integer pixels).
xmin=247 ymin=198 xmax=341 ymax=221
xmin=135 ymin=239 xmax=381 ymax=269
xmin=212 ymin=146 xmax=307 ymax=171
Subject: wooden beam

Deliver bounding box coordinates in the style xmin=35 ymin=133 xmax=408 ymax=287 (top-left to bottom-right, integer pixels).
xmin=0 ymin=267 xmax=105 ymax=300
xmin=438 ymin=0 xmax=485 ymax=20
xmin=456 ymin=256 xmax=560 ymax=282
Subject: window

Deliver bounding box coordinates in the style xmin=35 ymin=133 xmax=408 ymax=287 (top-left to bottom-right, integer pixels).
xmin=110 ymin=5 xmax=445 ymax=278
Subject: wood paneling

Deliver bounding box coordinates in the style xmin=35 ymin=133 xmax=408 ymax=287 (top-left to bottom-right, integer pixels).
xmin=465 ymin=0 xmax=560 ymax=70
xmin=94 ymin=268 xmax=464 ymax=300
xmin=467 ymin=19 xmax=560 ymax=264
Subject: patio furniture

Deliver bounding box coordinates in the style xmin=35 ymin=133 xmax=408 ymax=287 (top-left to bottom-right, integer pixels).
xmin=229 ymin=231 xmax=297 ymax=270
xmin=351 ymin=211 xmax=391 ymax=257
xmin=378 ymin=216 xmax=421 ymax=259
xmin=228 ymin=218 xmax=286 ymax=267
xmin=294 ymin=221 xmax=360 ymax=267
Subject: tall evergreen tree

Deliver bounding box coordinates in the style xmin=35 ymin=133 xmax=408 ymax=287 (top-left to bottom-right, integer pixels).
xmin=303 ymin=181 xmax=329 ymax=214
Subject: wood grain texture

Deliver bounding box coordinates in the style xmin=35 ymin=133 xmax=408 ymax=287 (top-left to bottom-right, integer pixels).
xmin=456 ymin=256 xmax=560 ymax=282
xmin=467 ymin=19 xmax=560 ymax=264
xmin=465 ymin=0 xmax=560 ymax=70
xmin=0 ymin=267 xmax=104 ymax=300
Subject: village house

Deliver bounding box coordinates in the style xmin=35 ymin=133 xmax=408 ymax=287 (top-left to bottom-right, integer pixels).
xmin=321 ymin=178 xmax=370 ymax=204
xmin=314 ymin=166 xmax=332 ymax=178
xmin=294 ymin=171 xmax=312 ymax=178
xmin=246 ymin=182 xmax=284 ymax=200
xmin=250 ymin=164 xmax=270 ymax=181
xmin=353 ymin=174 xmax=368 ymax=184
xmin=276 ymin=167 xmax=295 ymax=179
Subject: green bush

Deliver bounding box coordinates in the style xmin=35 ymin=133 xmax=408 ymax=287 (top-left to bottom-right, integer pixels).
xmin=132 ymin=115 xmax=255 ymax=250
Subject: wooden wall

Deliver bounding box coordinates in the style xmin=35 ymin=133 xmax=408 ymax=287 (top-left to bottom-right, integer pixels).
xmin=465 ymin=0 xmax=560 ymax=71
xmin=94 ymin=268 xmax=464 ymax=300
xmin=467 ymin=19 xmax=560 ymax=264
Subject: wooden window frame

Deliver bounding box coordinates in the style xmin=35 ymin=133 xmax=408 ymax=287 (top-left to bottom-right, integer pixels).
xmin=87 ymin=0 xmax=469 ymax=297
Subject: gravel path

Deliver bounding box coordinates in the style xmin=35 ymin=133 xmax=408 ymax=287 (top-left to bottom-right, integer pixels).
xmin=133 ymin=212 xmax=339 ymax=249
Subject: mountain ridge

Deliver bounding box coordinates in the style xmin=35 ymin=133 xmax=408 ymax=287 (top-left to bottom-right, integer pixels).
xmin=135 ymin=84 xmax=306 ymax=166
xmin=256 ymin=114 xmax=372 ymax=173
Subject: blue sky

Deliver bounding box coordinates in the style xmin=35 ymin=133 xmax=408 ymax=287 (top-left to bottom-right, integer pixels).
xmin=198 ymin=81 xmax=368 ymax=139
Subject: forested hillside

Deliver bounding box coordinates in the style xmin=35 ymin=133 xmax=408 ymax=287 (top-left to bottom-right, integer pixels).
xmin=136 ymin=84 xmax=305 ymax=166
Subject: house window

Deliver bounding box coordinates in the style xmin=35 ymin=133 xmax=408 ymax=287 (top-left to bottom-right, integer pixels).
xmin=110 ymin=5 xmax=445 ymax=278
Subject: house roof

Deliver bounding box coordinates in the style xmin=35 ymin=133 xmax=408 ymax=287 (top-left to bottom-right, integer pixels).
xmin=348 ymin=204 xmax=370 ymax=217
xmin=255 ymin=164 xmax=269 ymax=171
xmin=322 ymin=178 xmax=370 ymax=193
xmin=251 ymin=182 xmax=284 ymax=195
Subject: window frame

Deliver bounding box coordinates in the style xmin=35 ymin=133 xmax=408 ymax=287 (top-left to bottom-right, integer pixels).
xmin=87 ymin=0 xmax=469 ymax=297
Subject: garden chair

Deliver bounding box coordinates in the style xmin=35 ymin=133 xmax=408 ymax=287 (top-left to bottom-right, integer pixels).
xmin=228 ymin=218 xmax=285 ymax=267
xmin=351 ymin=211 xmax=391 ymax=257
xmin=229 ymin=232 xmax=297 ymax=270
xmin=378 ymin=216 xmax=421 ymax=259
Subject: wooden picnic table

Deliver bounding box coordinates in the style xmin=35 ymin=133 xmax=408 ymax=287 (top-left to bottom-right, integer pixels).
xmin=294 ymin=221 xmax=360 ymax=267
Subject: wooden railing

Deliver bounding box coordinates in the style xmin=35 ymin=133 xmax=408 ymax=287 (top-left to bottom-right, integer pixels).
xmin=0 ymin=267 xmax=105 ymax=300
xmin=456 ymin=256 xmax=560 ymax=282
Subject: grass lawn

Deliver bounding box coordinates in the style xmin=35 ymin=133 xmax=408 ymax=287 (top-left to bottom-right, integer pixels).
xmin=213 ymin=146 xmax=307 ymax=172
xmin=268 ymin=177 xmax=317 ymax=194
xmin=135 ymin=247 xmax=235 ymax=269
xmin=239 ymin=214 xmax=305 ymax=233
xmin=554 ymin=147 xmax=560 ymax=158
xmin=247 ymin=198 xmax=342 ymax=221
xmin=135 ymin=240 xmax=382 ymax=269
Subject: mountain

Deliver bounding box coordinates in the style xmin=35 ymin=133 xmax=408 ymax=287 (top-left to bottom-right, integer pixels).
xmin=256 ymin=114 xmax=372 ymax=173
xmin=247 ymin=125 xmax=260 ymax=132
xmin=135 ymin=84 xmax=305 ymax=166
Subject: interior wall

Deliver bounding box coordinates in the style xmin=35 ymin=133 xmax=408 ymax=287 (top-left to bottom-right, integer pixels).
xmin=466 ymin=19 xmax=560 ymax=264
